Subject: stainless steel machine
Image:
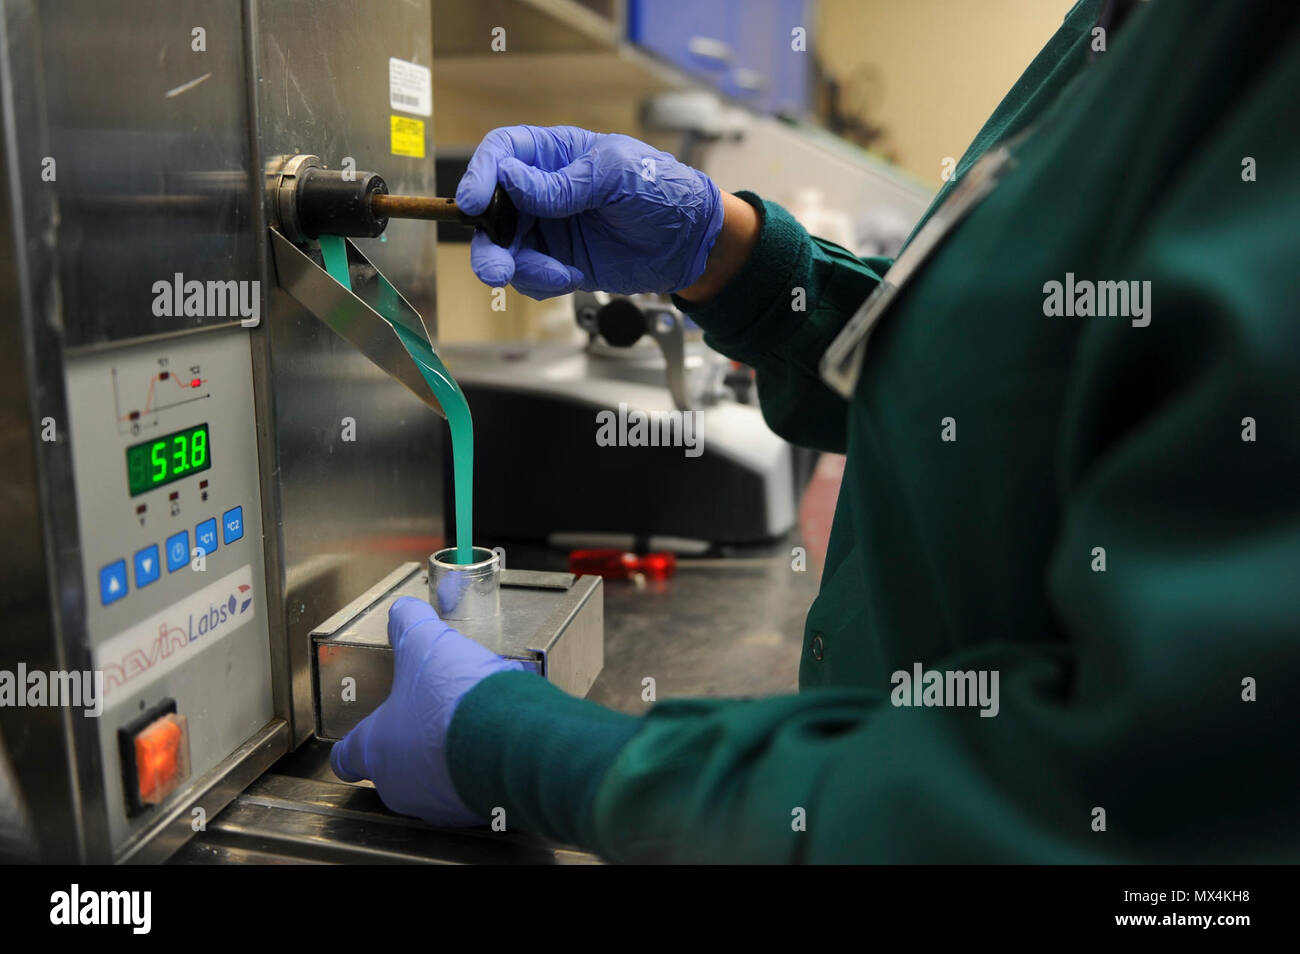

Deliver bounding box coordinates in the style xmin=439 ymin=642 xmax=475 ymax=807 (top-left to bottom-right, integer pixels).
xmin=1 ymin=0 xmax=600 ymax=864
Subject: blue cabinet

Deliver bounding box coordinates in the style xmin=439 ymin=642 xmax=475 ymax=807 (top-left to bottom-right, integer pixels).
xmin=718 ymin=2 xmax=775 ymax=109
xmin=628 ymin=0 xmax=737 ymax=86
xmin=767 ymin=0 xmax=812 ymax=116
xmin=628 ymin=0 xmax=812 ymax=116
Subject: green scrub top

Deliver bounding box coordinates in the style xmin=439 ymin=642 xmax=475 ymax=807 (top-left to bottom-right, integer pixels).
xmin=447 ymin=0 xmax=1300 ymax=862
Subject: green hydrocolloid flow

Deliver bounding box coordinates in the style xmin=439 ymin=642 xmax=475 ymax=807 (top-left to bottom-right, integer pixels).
xmin=318 ymin=235 xmax=474 ymax=564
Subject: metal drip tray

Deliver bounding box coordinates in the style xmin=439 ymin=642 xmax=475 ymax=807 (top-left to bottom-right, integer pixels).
xmin=311 ymin=562 xmax=603 ymax=740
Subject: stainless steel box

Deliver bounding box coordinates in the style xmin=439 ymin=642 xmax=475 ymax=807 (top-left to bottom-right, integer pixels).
xmin=312 ymin=563 xmax=604 ymax=740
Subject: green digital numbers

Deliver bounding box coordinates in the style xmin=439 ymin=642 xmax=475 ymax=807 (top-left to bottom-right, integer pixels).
xmin=172 ymin=433 xmax=188 ymax=475
xmin=126 ymin=423 xmax=211 ymax=496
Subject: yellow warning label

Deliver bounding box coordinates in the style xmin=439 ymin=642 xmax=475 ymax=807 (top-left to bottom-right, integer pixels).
xmin=390 ymin=115 xmax=425 ymax=158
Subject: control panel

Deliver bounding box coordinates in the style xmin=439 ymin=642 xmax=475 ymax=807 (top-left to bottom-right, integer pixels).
xmin=65 ymin=328 xmax=273 ymax=854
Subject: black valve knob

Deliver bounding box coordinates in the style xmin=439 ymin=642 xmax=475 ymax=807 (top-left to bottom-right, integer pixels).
xmin=472 ymin=185 xmax=518 ymax=249
xmin=595 ymin=298 xmax=647 ymax=347
xmin=296 ymin=168 xmax=390 ymax=239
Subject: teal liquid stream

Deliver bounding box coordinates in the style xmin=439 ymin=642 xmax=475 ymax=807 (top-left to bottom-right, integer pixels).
xmin=319 ymin=236 xmax=474 ymax=564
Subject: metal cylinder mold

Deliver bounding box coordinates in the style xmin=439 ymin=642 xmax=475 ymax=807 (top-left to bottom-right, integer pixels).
xmin=428 ymin=547 xmax=501 ymax=620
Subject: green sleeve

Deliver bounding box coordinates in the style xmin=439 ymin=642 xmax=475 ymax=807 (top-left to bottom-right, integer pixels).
xmin=672 ymin=193 xmax=890 ymax=454
xmin=446 ymin=670 xmax=641 ymax=850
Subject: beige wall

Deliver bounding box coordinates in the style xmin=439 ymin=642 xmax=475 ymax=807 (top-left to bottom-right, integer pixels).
xmin=816 ymin=0 xmax=1077 ymax=187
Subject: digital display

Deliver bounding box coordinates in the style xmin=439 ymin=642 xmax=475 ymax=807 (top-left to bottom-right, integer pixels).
xmin=125 ymin=423 xmax=211 ymax=497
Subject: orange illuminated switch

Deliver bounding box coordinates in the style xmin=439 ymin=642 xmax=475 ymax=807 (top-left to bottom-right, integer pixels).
xmin=118 ymin=701 xmax=190 ymax=816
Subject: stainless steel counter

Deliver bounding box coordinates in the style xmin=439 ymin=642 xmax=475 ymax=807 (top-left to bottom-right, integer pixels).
xmin=585 ymin=542 xmax=813 ymax=714
xmin=175 ymin=535 xmax=818 ymax=864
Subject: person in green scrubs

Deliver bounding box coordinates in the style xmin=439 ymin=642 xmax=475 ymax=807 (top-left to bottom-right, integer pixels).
xmin=331 ymin=0 xmax=1300 ymax=861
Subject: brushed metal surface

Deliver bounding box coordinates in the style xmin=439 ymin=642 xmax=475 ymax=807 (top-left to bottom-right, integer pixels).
xmin=269 ymin=229 xmax=447 ymax=416
xmin=42 ymin=0 xmax=261 ymax=348
xmin=174 ymin=756 xmax=601 ymax=864
xmin=0 ymin=0 xmax=261 ymax=864
xmin=0 ymin=0 xmax=445 ymax=862
xmin=0 ymin=0 xmax=103 ymax=863
xmin=250 ymin=0 xmax=445 ymax=746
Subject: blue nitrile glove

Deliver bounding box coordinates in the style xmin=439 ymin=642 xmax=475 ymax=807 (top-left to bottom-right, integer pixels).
xmin=457 ymin=125 xmax=725 ymax=299
xmin=330 ymin=596 xmax=525 ymax=826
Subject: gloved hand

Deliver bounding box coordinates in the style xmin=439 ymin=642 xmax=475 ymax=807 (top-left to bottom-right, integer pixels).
xmin=330 ymin=596 xmax=525 ymax=826
xmin=457 ymin=125 xmax=724 ymax=299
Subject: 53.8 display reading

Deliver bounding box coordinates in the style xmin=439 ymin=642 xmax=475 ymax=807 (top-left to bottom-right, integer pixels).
xmin=125 ymin=423 xmax=211 ymax=496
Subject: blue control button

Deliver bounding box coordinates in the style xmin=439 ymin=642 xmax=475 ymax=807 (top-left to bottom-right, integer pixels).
xmin=166 ymin=530 xmax=189 ymax=573
xmin=134 ymin=544 xmax=160 ymax=588
xmin=99 ymin=560 xmax=128 ymax=606
xmin=222 ymin=506 xmax=244 ymax=545
xmin=195 ymin=518 xmax=218 ymax=556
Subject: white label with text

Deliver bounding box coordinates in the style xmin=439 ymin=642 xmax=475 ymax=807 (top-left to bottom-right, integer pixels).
xmin=95 ymin=565 xmax=257 ymax=697
xmin=389 ymin=57 xmax=432 ymax=116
